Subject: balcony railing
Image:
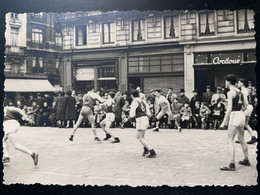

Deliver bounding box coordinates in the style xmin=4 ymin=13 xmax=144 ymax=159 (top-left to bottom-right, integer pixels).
xmin=27 ymin=41 xmax=62 ymax=51
xmin=5 ymin=46 xmax=25 ymax=55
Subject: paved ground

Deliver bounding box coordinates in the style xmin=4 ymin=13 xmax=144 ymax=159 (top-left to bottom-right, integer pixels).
xmin=2 ymin=126 xmax=258 ymax=187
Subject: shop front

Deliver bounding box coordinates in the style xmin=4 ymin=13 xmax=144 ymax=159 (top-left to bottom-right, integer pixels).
xmin=193 ymin=50 xmax=256 ymax=95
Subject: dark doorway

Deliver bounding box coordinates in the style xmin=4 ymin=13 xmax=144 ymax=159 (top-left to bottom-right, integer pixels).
xmin=194 ymin=67 xmax=215 ymax=95
xmin=128 ymin=77 xmax=141 ymax=91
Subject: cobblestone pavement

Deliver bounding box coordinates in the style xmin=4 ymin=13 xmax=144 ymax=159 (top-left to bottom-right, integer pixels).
xmin=3 ymin=126 xmax=258 ymax=187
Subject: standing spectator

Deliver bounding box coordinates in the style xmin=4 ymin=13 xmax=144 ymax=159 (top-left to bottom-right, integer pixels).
xmin=114 ymin=91 xmax=123 ymax=127
xmin=180 ymin=102 xmax=192 ymax=128
xmin=211 ymin=87 xmax=226 ymax=107
xmin=36 ymin=93 xmax=43 ymax=108
xmin=56 ymin=91 xmax=67 ymax=128
xmin=121 ymin=100 xmax=131 ymax=128
xmin=49 ymin=101 xmax=57 ymax=127
xmin=41 ymin=102 xmax=51 ymax=126
xmin=136 ymin=86 xmax=146 ymax=101
xmin=14 ymin=92 xmax=26 ymax=107
xmin=27 ymin=93 xmax=35 ymax=107
xmin=200 ymin=102 xmax=211 ymax=130
xmin=178 ymin=88 xmax=190 ymax=105
xmin=65 ymin=91 xmax=76 ymax=128
xmin=170 ymin=98 xmax=183 ymax=131
xmin=202 ymin=85 xmax=214 ymax=107
xmin=43 ymin=93 xmax=52 ymax=107
xmin=190 ymin=89 xmax=202 ymax=111
xmin=191 ymin=101 xmax=201 ymax=128
xmin=212 ymin=99 xmax=225 ymax=130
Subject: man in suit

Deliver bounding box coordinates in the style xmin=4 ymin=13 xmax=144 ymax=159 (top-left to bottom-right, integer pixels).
xmin=202 ymin=85 xmax=214 ymax=107
xmin=178 ymin=89 xmax=190 ymax=106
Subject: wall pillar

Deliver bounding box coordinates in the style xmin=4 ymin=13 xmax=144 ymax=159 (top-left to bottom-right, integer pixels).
xmin=63 ymin=55 xmax=72 ymax=92
xmin=118 ymin=51 xmax=128 ymax=92
xmin=184 ymin=44 xmax=195 ymax=99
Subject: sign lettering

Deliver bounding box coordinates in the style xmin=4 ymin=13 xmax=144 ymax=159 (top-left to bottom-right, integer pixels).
xmin=212 ymin=57 xmax=241 ymax=65
xmin=76 ymin=68 xmax=94 ymax=81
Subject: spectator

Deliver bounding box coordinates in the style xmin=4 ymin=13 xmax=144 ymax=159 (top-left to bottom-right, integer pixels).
xmin=49 ymin=101 xmax=57 ymax=127
xmin=166 ymin=88 xmax=177 ymax=104
xmin=36 ymin=93 xmax=43 ymax=108
xmin=191 ymin=101 xmax=201 ymax=129
xmin=43 ymin=93 xmax=52 ymax=107
xmin=16 ymin=100 xmax=23 ymax=109
xmin=114 ymin=91 xmax=123 ymax=127
xmin=14 ymin=92 xmax=26 ymax=107
xmin=212 ymin=99 xmax=225 ymax=130
xmin=65 ymin=91 xmax=76 ymax=128
xmin=147 ymin=98 xmax=156 ymax=128
xmin=178 ymin=88 xmax=189 ymax=105
xmin=180 ymin=102 xmax=192 ymax=128
xmin=121 ymin=100 xmax=131 ymax=128
xmin=56 ymin=91 xmax=67 ymax=128
xmin=41 ymin=102 xmax=51 ymax=126
xmin=190 ymin=89 xmax=202 ymax=111
xmin=94 ymin=101 xmax=105 ymax=128
xmin=211 ymin=86 xmax=226 ymax=106
xmin=136 ymin=86 xmax=146 ymax=101
xmin=170 ymin=98 xmax=183 ymax=131
xmin=202 ymin=85 xmax=214 ymax=106
xmin=200 ymin=102 xmax=211 ymax=130
xmin=27 ymin=93 xmax=35 ymax=107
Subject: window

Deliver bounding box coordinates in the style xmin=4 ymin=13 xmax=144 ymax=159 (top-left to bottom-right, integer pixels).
xmin=199 ymin=12 xmax=215 ymax=36
xmin=98 ymin=66 xmax=115 ymax=78
xmin=32 ymin=28 xmax=43 ymax=43
xmin=237 ymin=10 xmax=254 ymax=33
xmin=76 ymin=26 xmax=87 ymax=46
xmin=11 ymin=27 xmax=19 ymax=46
xmin=63 ymin=26 xmax=74 ymax=49
xmin=32 ymin=57 xmax=44 ymax=73
xmin=132 ymin=19 xmax=145 ymax=41
xmin=128 ymin=55 xmax=184 ymax=73
xmin=55 ymin=32 xmax=62 ymax=46
xmin=88 ymin=23 xmax=100 ymax=33
xmin=164 ymin=16 xmax=179 ymax=38
xmin=102 ymin=22 xmax=115 ymax=44
xmin=10 ymin=12 xmax=18 ymax=19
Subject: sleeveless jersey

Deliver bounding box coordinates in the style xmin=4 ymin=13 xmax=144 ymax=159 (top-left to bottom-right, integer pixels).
xmin=136 ymin=100 xmax=147 ymax=118
xmin=232 ymin=90 xmax=244 ymax=111
xmin=4 ymin=108 xmax=22 ymax=121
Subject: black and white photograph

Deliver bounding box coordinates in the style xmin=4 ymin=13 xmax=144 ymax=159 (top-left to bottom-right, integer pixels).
xmin=1 ymin=0 xmax=259 ymax=190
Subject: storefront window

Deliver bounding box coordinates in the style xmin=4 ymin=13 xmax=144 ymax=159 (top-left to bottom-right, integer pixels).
xmin=132 ymin=19 xmax=145 ymax=41
xmin=102 ymin=22 xmax=115 ymax=44
xmin=199 ymin=12 xmax=215 ymax=36
xmin=164 ymin=16 xmax=179 ymax=38
xmin=98 ymin=66 xmax=115 ymax=78
xmin=76 ymin=25 xmax=87 ymax=46
xmin=237 ymin=10 xmax=254 ymax=33
xmin=128 ymin=54 xmax=184 ymax=73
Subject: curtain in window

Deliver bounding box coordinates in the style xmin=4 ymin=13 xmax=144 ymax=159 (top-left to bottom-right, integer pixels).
xmin=238 ymin=10 xmax=245 ymax=31
xmin=200 ymin=14 xmax=207 ymax=34
xmin=11 ymin=27 xmax=19 ymax=46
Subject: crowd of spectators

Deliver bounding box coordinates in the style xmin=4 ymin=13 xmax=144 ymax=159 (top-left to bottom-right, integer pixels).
xmin=3 ymin=82 xmax=258 ymax=130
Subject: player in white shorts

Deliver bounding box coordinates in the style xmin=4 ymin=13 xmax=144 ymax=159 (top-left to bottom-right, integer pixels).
xmin=3 ymin=106 xmax=38 ymax=166
xmin=153 ymin=90 xmax=173 ymax=132
xmin=100 ymin=92 xmax=120 ymax=143
xmin=236 ymin=78 xmax=257 ymax=144
xmin=123 ymin=90 xmax=156 ymax=158
xmin=219 ymin=74 xmax=250 ymax=171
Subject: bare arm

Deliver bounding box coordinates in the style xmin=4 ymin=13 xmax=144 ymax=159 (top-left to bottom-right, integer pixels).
xmin=220 ymin=91 xmax=234 ymax=127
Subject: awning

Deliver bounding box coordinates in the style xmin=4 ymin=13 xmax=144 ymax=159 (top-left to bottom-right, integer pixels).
xmin=4 ymin=79 xmax=57 ymax=92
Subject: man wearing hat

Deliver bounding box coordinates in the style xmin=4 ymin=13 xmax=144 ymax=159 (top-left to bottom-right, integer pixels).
xmin=211 ymin=86 xmax=226 ymax=106
xmin=202 ymin=85 xmax=214 ymax=107
xmin=27 ymin=93 xmax=35 ymax=107
xmin=190 ymin=89 xmax=202 ymax=112
xmin=178 ymin=89 xmax=190 ymax=106
xmin=36 ymin=93 xmax=43 ymax=109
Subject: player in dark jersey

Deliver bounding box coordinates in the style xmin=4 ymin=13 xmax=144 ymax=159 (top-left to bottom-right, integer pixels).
xmin=124 ymin=90 xmax=156 ymax=158
xmin=100 ymin=92 xmax=120 ymax=143
xmin=219 ymin=74 xmax=249 ymax=171
xmin=69 ymin=89 xmax=105 ymax=142
xmin=3 ymin=106 xmax=38 ymax=166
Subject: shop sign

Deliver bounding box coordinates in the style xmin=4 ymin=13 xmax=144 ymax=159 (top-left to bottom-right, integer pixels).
xmin=87 ymin=33 xmax=100 ymax=46
xmin=212 ymin=57 xmax=241 ymax=65
xmin=76 ymin=68 xmax=94 ymax=81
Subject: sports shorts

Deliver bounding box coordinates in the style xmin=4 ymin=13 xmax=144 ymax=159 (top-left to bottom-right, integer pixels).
xmin=136 ymin=116 xmax=149 ymax=130
xmin=105 ymin=113 xmax=115 ymax=122
xmin=229 ymin=111 xmax=245 ymax=127
xmin=80 ymin=105 xmax=93 ymax=117
xmin=3 ymin=120 xmax=20 ymax=135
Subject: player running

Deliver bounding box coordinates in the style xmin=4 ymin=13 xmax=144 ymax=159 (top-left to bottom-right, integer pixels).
xmin=100 ymin=92 xmax=120 ymax=143
xmin=2 ymin=106 xmax=38 ymax=166
xmin=152 ymin=90 xmax=174 ymax=132
xmin=219 ymin=74 xmax=250 ymax=171
xmin=124 ymin=90 xmax=156 ymax=158
xmin=69 ymin=89 xmax=104 ymax=142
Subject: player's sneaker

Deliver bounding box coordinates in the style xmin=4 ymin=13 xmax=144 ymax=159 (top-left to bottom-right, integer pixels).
xmin=177 ymin=126 xmax=182 ymax=132
xmin=31 ymin=153 xmax=38 ymax=166
xmin=103 ymin=134 xmax=111 ymax=140
xmin=94 ymin=137 xmax=101 ymax=141
xmin=2 ymin=157 xmax=10 ymax=163
xmin=69 ymin=135 xmax=74 ymax=141
xmin=142 ymin=147 xmax=149 ymax=156
xmin=145 ymin=149 xmax=157 ymax=158
xmin=111 ymin=137 xmax=120 ymax=143
xmin=247 ymin=136 xmax=257 ymax=144
xmin=239 ymin=159 xmax=251 ymax=166
xmin=220 ymin=163 xmax=236 ymax=171
xmin=153 ymin=128 xmax=159 ymax=132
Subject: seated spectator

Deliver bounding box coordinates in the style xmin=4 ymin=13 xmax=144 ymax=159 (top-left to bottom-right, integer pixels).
xmin=190 ymin=89 xmax=202 ymax=112
xmin=41 ymin=102 xmax=51 ymax=126
xmin=191 ymin=101 xmax=201 ymax=129
xmin=27 ymin=101 xmax=39 ymax=126
xmin=15 ymin=100 xmax=23 ymax=109
xmin=212 ymin=99 xmax=225 ymax=130
xmin=166 ymin=88 xmax=178 ymax=104
xmin=170 ymin=98 xmax=182 ymax=131
xmin=200 ymin=102 xmax=211 ymax=130
xmin=180 ymin=102 xmax=192 ymax=128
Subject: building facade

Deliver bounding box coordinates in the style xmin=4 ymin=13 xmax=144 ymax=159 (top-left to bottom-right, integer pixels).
xmin=5 ymin=10 xmax=256 ymax=98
